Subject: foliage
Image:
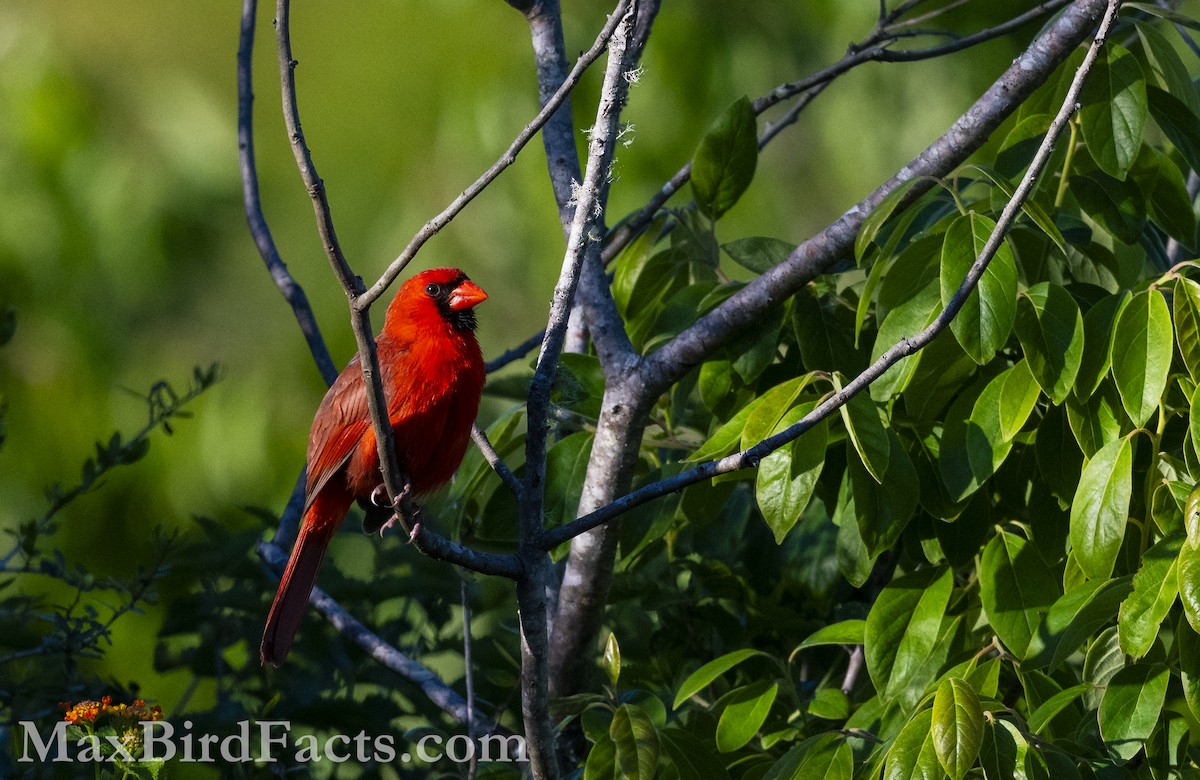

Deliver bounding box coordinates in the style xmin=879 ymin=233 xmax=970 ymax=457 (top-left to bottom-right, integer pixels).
xmin=537 ymin=8 xmax=1200 ymax=778
xmin=0 ymin=345 xmax=218 ymax=777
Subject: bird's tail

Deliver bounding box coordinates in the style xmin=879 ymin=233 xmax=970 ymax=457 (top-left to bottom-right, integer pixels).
xmin=260 ymin=491 xmax=346 ymax=666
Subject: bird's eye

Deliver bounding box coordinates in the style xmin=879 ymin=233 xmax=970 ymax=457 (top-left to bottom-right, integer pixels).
xmin=425 ymin=283 xmax=442 ymax=297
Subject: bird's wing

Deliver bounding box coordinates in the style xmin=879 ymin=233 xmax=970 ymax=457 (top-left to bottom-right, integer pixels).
xmin=304 ymin=357 xmax=372 ymax=512
xmin=303 ymin=346 xmax=413 ymax=512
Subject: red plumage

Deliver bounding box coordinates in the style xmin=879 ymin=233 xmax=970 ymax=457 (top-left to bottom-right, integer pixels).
xmin=260 ymin=267 xmax=487 ymax=666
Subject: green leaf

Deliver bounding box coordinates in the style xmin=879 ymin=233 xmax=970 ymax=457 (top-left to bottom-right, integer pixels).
xmin=755 ymin=403 xmax=827 ymax=543
xmin=980 ymin=530 xmax=1063 ymax=659
xmin=1013 ymin=282 xmax=1083 ymax=404
xmin=1079 ymin=42 xmax=1147 ymax=179
xmin=979 ymin=718 xmax=1038 ymax=780
xmin=716 ymin=681 xmax=777 ymax=753
xmin=1070 ymin=436 xmax=1134 ymax=580
xmin=940 ymin=363 xmax=1035 ymax=501
xmin=871 ymin=281 xmax=942 ymax=401
xmin=1074 ymin=293 xmax=1126 ymax=400
xmin=1070 ymin=170 xmax=1146 ymax=243
xmin=1026 ymin=577 xmax=1134 ymax=670
xmin=883 ymin=709 xmax=941 ymax=780
xmin=741 ymin=377 xmax=811 ymax=451
xmin=1066 ymin=380 xmax=1127 ymax=457
xmin=932 ymin=678 xmax=983 ymax=780
xmin=1176 ymin=279 xmax=1200 ymax=382
xmin=1124 ymin=2 xmax=1200 ymax=32
xmin=1149 ymin=85 xmax=1200 ymax=174
xmin=693 ymin=96 xmax=758 ymax=220
xmin=1178 ymin=541 xmax=1200 ymax=633
xmin=545 ymin=431 xmax=595 ymax=528
xmin=610 ymin=704 xmax=660 ymax=779
xmin=865 ymin=567 xmax=953 ymax=701
xmin=796 ymin=619 xmax=866 ymax=651
xmin=963 ymin=163 xmax=1067 ymax=255
xmin=1135 ymin=21 xmax=1200 ymax=115
xmin=722 ymin=236 xmax=795 ymax=274
xmin=1118 ymin=534 xmax=1183 ymax=658
xmin=673 ymin=649 xmax=767 ymax=709
xmin=764 ymin=734 xmax=849 ymax=780
xmin=808 ymin=688 xmax=851 ymax=722
xmin=584 ymin=734 xmax=616 ymax=780
xmin=1178 ymin=616 xmax=1200 ymax=721
xmin=940 ymin=211 xmax=1018 ymax=364
xmin=603 ymin=633 xmax=621 ymax=687
xmin=1111 ymin=288 xmax=1173 ymax=427
xmin=852 ymin=430 xmax=919 ymax=555
xmin=835 ymin=374 xmax=890 ymax=482
xmin=659 ymin=727 xmax=731 ymax=780
xmin=1026 ymin=684 xmax=1090 ymax=735
xmin=1098 ymin=663 xmax=1169 ymax=763
xmin=856 ymin=177 xmax=921 ymax=263
xmin=1138 ymin=146 xmax=1198 ymax=250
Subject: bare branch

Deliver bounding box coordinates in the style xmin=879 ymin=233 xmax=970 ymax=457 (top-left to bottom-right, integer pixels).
xmin=357 ymin=3 xmax=630 ymax=311
xmin=471 ymin=424 xmax=523 ymax=497
xmin=237 ymin=0 xmax=338 ymax=386
xmin=542 ymin=0 xmax=1119 ymax=551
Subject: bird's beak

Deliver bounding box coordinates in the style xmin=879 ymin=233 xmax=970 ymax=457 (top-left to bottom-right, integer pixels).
xmin=448 ymin=279 xmax=488 ymax=310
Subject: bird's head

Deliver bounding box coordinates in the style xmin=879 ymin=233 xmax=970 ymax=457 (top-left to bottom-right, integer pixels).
xmin=386 ymin=267 xmax=488 ymax=335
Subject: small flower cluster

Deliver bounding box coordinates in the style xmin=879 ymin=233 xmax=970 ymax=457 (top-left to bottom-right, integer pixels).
xmin=62 ymin=696 xmax=163 ymax=726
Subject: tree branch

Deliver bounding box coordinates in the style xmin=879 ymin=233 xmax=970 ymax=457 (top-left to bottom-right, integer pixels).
xmin=237 ymin=0 xmax=338 ymax=386
xmin=639 ymin=0 xmax=1107 ymax=394
xmin=542 ymin=0 xmax=1119 ymax=551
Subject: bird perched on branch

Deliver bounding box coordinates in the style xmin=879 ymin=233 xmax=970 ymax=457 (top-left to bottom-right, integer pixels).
xmin=260 ymin=267 xmax=488 ymax=666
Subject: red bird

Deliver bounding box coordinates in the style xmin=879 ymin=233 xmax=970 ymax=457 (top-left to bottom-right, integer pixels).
xmin=260 ymin=267 xmax=488 ymax=666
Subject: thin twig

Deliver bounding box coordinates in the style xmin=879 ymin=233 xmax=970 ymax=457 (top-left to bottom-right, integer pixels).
xmin=543 ymin=0 xmax=1119 ymax=550
xmin=471 ymin=424 xmax=523 ymax=497
xmin=357 ymin=1 xmax=631 ymax=311
xmin=485 ymin=329 xmax=545 ymax=374
xmin=237 ymin=0 xmax=338 ymax=386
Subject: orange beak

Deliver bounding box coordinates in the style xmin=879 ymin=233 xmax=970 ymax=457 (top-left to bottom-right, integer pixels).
xmin=448 ymin=279 xmax=488 ymax=311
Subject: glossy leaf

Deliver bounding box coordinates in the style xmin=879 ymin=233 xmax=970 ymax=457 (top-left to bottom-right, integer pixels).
xmin=836 ymin=373 xmax=890 ymax=482
xmin=1135 ymin=22 xmax=1200 ymax=115
xmin=659 ymin=727 xmax=731 ymax=780
xmin=852 ymin=430 xmax=919 ymax=555
xmin=796 ymin=619 xmax=866 ymax=651
xmin=883 ymin=709 xmax=940 ymax=780
xmin=756 ymin=403 xmax=827 ymax=543
xmin=603 ymin=632 xmax=621 ymax=687
xmin=722 ymin=236 xmax=796 ymax=274
xmin=856 ymin=177 xmax=921 ymax=263
xmin=1148 ymin=85 xmax=1200 ymax=174
xmin=1070 ymin=436 xmax=1134 ymax=580
xmin=1110 ymin=288 xmax=1172 ymax=427
xmin=940 ymin=212 xmax=1018 ymax=364
xmin=610 ymin=704 xmax=660 ymax=779
xmin=693 ymin=96 xmax=758 ymax=220
xmin=980 ymin=530 xmax=1062 ymax=658
xmin=1175 ymin=278 xmax=1200 ymax=382
xmin=932 ymin=678 xmax=983 ymax=780
xmin=1079 ymin=42 xmax=1147 ymax=179
xmin=1013 ymin=282 xmax=1083 ymax=403
xmin=865 ymin=567 xmax=953 ymax=701
xmin=1178 ymin=542 xmax=1200 ymax=633
xmin=716 ymin=681 xmax=777 ymax=753
xmin=1074 ymin=293 xmax=1125 ymax=400
xmin=871 ymin=281 xmax=942 ymax=401
xmin=673 ymin=649 xmax=766 ymax=709
xmin=1178 ymin=616 xmax=1200 ymax=721
xmin=1098 ymin=663 xmax=1169 ymax=763
xmin=1070 ymin=170 xmax=1146 ymax=243
xmin=1026 ymin=577 xmax=1134 ymax=670
xmin=1026 ymin=684 xmax=1090 ymax=735
xmin=1118 ymin=534 xmax=1182 ymax=658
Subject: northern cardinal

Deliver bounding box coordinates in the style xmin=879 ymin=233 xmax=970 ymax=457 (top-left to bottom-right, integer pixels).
xmin=260 ymin=267 xmax=488 ymax=666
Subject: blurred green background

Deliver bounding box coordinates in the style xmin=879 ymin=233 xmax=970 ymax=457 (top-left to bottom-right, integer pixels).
xmin=0 ymin=0 xmax=1088 ymax=744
